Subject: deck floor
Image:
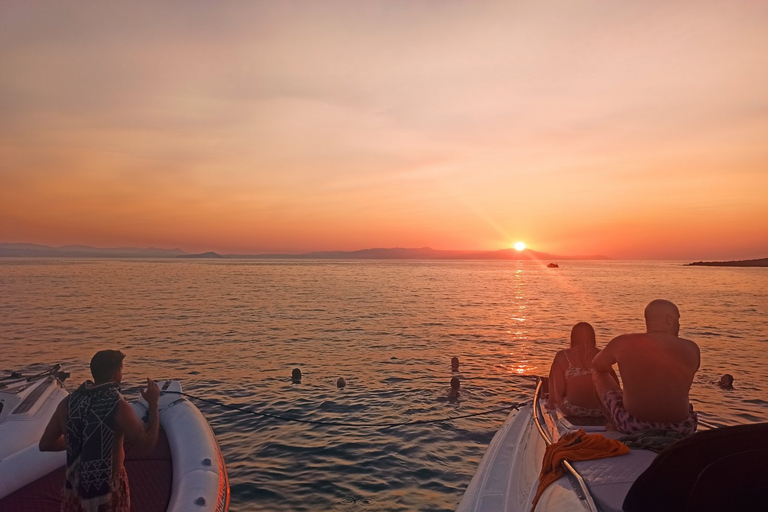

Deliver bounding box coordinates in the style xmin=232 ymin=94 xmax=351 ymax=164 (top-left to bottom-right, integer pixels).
xmin=0 ymin=430 xmax=172 ymax=512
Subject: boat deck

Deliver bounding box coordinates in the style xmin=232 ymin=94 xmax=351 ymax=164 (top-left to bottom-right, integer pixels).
xmin=541 ymin=401 xmax=657 ymax=512
xmin=570 ymin=436 xmax=656 ymax=512
xmin=0 ymin=429 xmax=173 ymax=512
xmin=456 ymin=380 xmax=662 ymax=512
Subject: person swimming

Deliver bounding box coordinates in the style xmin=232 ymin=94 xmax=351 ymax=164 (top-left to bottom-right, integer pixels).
xmin=718 ymin=373 xmax=734 ymax=389
xmin=291 ymin=368 xmax=302 ymax=383
xmin=437 ymin=377 xmax=461 ymax=402
xmin=449 ymin=376 xmax=460 ymax=397
xmin=451 ymin=357 xmax=460 ymax=371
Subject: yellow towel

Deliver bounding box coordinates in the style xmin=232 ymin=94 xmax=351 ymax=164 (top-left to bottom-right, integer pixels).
xmin=532 ymin=429 xmax=629 ymax=509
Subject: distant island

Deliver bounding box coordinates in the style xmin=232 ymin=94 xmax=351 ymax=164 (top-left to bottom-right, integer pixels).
xmin=0 ymin=243 xmax=608 ymax=261
xmin=176 ymin=252 xmax=223 ymax=259
xmin=687 ymin=258 xmax=768 ymax=267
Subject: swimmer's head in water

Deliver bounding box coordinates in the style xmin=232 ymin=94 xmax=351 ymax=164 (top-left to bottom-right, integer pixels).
xmin=451 ymin=357 xmax=460 ymax=370
xmin=450 ymin=377 xmax=460 ymax=391
xmin=719 ymin=373 xmax=734 ymax=388
xmin=291 ymin=368 xmax=302 ymax=382
xmin=337 ymin=377 xmax=346 ymax=388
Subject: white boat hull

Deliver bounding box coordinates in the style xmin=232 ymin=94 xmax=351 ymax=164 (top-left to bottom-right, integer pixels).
xmin=457 ymin=381 xmax=657 ymax=512
xmin=132 ymin=381 xmax=229 ymax=512
xmin=456 ymin=405 xmax=585 ymax=512
xmin=0 ymin=373 xmax=69 ymax=499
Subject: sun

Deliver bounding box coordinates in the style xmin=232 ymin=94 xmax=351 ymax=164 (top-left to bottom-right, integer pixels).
xmin=513 ymin=242 xmax=526 ymax=251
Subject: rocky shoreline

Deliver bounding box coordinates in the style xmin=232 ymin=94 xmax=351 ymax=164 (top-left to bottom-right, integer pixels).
xmin=687 ymin=258 xmax=768 ymax=267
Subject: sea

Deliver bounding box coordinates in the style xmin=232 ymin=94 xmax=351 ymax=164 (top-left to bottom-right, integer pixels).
xmin=1 ymin=259 xmax=766 ymax=512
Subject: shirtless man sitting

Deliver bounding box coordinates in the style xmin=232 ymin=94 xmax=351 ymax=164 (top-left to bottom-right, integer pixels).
xmin=591 ymin=300 xmax=700 ymax=435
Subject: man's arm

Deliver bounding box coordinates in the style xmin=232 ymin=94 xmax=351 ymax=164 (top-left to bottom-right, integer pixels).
xmin=116 ymin=378 xmax=160 ymax=455
xmin=592 ymin=338 xmax=619 ymax=372
xmin=39 ymin=397 xmax=67 ymax=452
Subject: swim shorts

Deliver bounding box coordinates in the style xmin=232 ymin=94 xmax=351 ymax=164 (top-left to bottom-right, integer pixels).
xmin=602 ymin=390 xmax=697 ymax=436
xmin=62 ymin=467 xmax=130 ymax=512
xmin=562 ymin=397 xmax=603 ymax=417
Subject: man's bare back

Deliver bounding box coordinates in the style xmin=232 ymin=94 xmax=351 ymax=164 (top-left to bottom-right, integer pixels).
xmin=592 ymin=300 xmax=700 ymax=431
xmin=597 ymin=332 xmax=699 ymax=422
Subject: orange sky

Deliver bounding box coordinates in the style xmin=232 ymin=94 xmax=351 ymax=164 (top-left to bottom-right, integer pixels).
xmin=1 ymin=1 xmax=767 ymax=259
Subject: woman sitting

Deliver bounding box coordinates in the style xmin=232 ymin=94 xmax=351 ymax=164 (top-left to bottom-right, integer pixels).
xmin=546 ymin=322 xmax=615 ymax=418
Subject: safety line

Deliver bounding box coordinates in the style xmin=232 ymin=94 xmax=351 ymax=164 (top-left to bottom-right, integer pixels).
xmin=163 ymin=390 xmax=527 ymax=428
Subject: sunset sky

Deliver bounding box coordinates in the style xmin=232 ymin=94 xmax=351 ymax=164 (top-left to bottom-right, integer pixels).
xmin=1 ymin=1 xmax=767 ymax=259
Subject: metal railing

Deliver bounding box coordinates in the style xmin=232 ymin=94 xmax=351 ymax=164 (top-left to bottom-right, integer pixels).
xmin=532 ymin=378 xmax=600 ymax=512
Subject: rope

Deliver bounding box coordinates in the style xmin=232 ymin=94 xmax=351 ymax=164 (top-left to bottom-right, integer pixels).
xmin=163 ymin=390 xmax=528 ymax=428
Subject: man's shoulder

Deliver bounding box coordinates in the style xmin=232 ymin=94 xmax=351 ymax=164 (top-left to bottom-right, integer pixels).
xmin=676 ymin=336 xmax=701 ymax=361
xmin=608 ymin=333 xmax=644 ymax=347
xmin=114 ymin=397 xmax=141 ymax=428
xmin=115 ymin=397 xmax=136 ymax=417
xmin=116 ymin=396 xmax=132 ymax=408
xmin=606 ymin=333 xmax=651 ymax=358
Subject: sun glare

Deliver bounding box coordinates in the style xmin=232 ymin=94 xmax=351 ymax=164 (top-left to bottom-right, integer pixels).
xmin=513 ymin=242 xmax=526 ymax=251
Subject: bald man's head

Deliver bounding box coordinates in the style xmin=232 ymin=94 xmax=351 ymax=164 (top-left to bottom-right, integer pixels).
xmin=644 ymin=299 xmax=681 ymax=335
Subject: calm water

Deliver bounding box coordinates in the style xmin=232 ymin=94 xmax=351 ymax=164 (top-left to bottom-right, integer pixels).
xmin=1 ymin=259 xmax=766 ymax=511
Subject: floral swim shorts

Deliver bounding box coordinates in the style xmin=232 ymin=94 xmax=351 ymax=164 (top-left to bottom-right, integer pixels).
xmin=562 ymin=397 xmax=603 ymax=417
xmin=602 ymin=390 xmax=697 ymax=436
xmin=62 ymin=467 xmax=130 ymax=512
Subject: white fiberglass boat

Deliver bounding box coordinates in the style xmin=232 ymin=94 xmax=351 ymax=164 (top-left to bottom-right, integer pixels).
xmin=0 ymin=367 xmax=229 ymax=512
xmin=0 ymin=365 xmax=70 ymax=499
xmin=457 ymin=378 xmax=768 ymax=512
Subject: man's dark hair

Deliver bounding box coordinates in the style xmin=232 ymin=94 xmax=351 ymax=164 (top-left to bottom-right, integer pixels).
xmin=90 ymin=350 xmax=125 ymax=383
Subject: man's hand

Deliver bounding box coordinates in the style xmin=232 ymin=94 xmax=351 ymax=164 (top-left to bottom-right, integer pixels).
xmin=141 ymin=378 xmax=160 ymax=408
xmin=118 ymin=379 xmax=161 ymax=455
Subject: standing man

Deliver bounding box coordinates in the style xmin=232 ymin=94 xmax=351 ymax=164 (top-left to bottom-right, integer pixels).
xmin=40 ymin=350 xmax=160 ymax=512
xmin=592 ymin=300 xmax=700 ymax=435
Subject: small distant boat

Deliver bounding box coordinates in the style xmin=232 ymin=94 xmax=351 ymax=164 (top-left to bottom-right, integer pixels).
xmin=0 ymin=367 xmax=229 ymax=512
xmin=547 ymin=263 xmax=559 ymax=268
xmin=456 ymin=378 xmax=768 ymax=512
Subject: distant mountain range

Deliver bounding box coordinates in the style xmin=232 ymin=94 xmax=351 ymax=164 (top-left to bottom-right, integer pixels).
xmin=0 ymin=243 xmax=187 ymax=258
xmin=0 ymin=243 xmax=609 ymax=260
xmin=231 ymin=247 xmax=610 ymax=260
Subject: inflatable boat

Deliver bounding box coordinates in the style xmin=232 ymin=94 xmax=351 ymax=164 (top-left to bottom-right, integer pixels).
xmin=456 ymin=378 xmax=768 ymax=511
xmin=0 ymin=367 xmax=229 ymax=512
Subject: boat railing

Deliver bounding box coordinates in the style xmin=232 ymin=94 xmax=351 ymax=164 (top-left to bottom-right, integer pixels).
xmin=532 ymin=378 xmax=600 ymax=512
